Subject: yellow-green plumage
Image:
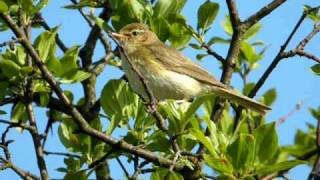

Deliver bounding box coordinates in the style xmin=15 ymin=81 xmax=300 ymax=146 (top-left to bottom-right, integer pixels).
xmin=112 ymin=23 xmax=271 ymax=114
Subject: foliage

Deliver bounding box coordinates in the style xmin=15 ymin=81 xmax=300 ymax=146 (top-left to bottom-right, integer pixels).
xmin=0 ymin=0 xmax=319 ymax=180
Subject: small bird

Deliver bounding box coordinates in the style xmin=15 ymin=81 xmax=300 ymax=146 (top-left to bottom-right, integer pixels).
xmin=110 ymin=23 xmax=270 ymax=114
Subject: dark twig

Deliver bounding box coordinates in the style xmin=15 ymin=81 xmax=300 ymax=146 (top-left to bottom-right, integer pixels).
xmin=0 ymin=38 xmax=22 ymax=48
xmin=0 ymin=130 xmax=40 ymax=180
xmin=248 ymin=12 xmax=306 ymax=99
xmin=281 ymin=49 xmax=320 ymax=63
xmin=243 ymin=0 xmax=287 ymax=28
xmin=116 ymin=157 xmax=130 ymax=178
xmin=201 ymin=43 xmax=226 ymax=65
xmin=43 ymin=150 xmax=81 ymax=159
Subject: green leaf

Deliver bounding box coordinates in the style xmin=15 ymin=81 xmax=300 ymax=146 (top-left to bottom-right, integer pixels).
xmin=243 ymin=83 xmax=255 ymax=96
xmin=227 ymin=134 xmax=255 ymax=171
xmin=311 ymin=64 xmax=320 ymax=75
xmin=64 ymin=0 xmax=100 ymax=9
xmin=153 ymin=0 xmax=186 ymax=17
xmin=253 ymin=122 xmax=278 ymax=163
xmin=39 ymin=92 xmax=49 ymax=107
xmin=168 ymin=21 xmax=192 ymax=48
xmin=34 ymin=28 xmax=58 ymax=62
xmin=58 ymin=117 xmax=91 ymax=153
xmin=11 ymin=102 xmax=28 ymax=129
xmin=151 ymin=168 xmax=183 ymax=180
xmin=0 ymin=1 xmax=8 ymax=12
xmin=17 ymin=0 xmax=33 ymax=13
xmin=150 ymin=17 xmax=170 ymax=42
xmin=261 ymin=88 xmax=276 ymax=106
xmin=243 ymin=23 xmax=262 ymax=40
xmin=196 ymin=54 xmax=207 ymax=61
xmin=93 ymin=16 xmax=114 ymax=32
xmin=256 ymin=160 xmax=305 ymax=176
xmin=189 ymin=43 xmax=202 ymax=49
xmin=207 ymin=37 xmax=230 ymax=46
xmin=33 ymin=0 xmax=49 ymax=13
xmin=64 ymin=171 xmax=87 ymax=180
xmin=197 ymin=1 xmax=219 ymax=31
xmin=46 ymin=55 xmax=61 ymax=76
xmin=191 ymin=128 xmax=217 ymax=157
xmin=221 ymin=16 xmax=233 ymax=36
xmin=0 ymin=81 xmax=9 ymax=101
xmin=100 ymin=80 xmax=144 ymax=134
xmin=0 ymin=59 xmax=21 ymax=78
xmin=305 ymin=5 xmax=320 ymax=24
xmin=240 ymin=41 xmax=262 ymax=64
xmin=58 ymin=46 xmax=80 ymax=76
xmin=203 ymin=154 xmax=233 ymax=175
xmin=309 ymin=107 xmax=320 ymax=120
xmin=60 ymin=70 xmax=91 ymax=84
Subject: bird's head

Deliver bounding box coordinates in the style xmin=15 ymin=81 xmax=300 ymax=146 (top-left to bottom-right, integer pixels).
xmin=110 ymin=23 xmax=159 ymax=51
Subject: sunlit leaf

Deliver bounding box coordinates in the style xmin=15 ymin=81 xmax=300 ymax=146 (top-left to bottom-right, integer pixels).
xmin=153 ymin=0 xmax=186 ymax=17
xmin=34 ymin=27 xmax=58 ymax=62
xmin=243 ymin=23 xmax=262 ymax=40
xmin=253 ymin=122 xmax=278 ymax=163
xmin=0 ymin=1 xmax=8 ymax=12
xmin=227 ymin=134 xmax=255 ymax=171
xmin=197 ymin=1 xmax=219 ymax=31
xmin=256 ymin=160 xmax=305 ymax=176
xmin=311 ymin=64 xmax=320 ymax=75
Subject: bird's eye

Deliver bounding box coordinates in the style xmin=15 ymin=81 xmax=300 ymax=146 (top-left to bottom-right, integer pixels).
xmin=132 ymin=31 xmax=138 ymax=36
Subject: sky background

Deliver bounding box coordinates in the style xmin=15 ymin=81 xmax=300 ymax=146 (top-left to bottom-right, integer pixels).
xmin=0 ymin=0 xmax=319 ymax=179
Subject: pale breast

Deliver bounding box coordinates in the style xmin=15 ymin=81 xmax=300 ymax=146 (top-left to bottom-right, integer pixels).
xmin=121 ymin=54 xmax=203 ymax=101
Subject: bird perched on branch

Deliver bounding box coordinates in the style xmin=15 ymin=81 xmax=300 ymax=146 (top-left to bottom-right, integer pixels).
xmin=110 ymin=23 xmax=270 ymax=114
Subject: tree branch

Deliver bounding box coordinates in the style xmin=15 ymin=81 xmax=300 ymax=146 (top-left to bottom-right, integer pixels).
xmin=248 ymin=12 xmax=307 ymax=99
xmin=243 ymin=0 xmax=287 ymax=28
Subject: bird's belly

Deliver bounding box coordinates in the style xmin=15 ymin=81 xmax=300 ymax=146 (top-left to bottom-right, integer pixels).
xmin=121 ymin=59 xmax=203 ymax=101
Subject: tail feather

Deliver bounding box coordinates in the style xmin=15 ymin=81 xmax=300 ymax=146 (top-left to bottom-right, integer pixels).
xmin=213 ymin=87 xmax=271 ymax=115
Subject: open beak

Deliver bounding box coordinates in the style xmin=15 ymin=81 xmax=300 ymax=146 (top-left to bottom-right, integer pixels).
xmin=109 ymin=32 xmax=127 ymax=41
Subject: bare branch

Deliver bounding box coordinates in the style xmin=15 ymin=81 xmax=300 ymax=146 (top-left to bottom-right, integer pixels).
xmin=226 ymin=0 xmax=240 ymax=27
xmin=281 ymin=49 xmax=320 ymax=63
xmin=243 ymin=0 xmax=288 ymax=28
xmin=248 ymin=12 xmax=307 ymax=99
xmin=201 ymin=43 xmax=226 ymax=65
xmin=44 ymin=150 xmax=81 ymax=159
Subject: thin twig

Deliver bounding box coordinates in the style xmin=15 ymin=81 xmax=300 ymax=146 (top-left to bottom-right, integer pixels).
xmin=43 ymin=150 xmax=81 ymax=159
xmin=116 ymin=157 xmax=130 ymax=178
xmin=0 ymin=38 xmax=22 ymax=48
xmin=243 ymin=0 xmax=287 ymax=28
xmin=201 ymin=43 xmax=226 ymax=65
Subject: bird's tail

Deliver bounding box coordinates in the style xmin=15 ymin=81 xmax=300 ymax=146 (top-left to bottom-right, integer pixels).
xmin=212 ymin=86 xmax=271 ymax=115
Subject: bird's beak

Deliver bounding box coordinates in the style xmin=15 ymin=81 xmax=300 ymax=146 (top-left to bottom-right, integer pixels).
xmin=109 ymin=32 xmax=127 ymax=41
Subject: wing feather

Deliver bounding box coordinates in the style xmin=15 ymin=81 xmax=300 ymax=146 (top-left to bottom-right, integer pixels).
xmin=146 ymin=42 xmax=227 ymax=88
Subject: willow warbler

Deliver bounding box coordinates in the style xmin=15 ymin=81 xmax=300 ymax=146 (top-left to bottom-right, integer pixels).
xmin=110 ymin=23 xmax=270 ymax=114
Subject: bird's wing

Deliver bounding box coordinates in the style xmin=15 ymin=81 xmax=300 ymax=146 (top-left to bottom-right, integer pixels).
xmin=147 ymin=42 xmax=227 ymax=88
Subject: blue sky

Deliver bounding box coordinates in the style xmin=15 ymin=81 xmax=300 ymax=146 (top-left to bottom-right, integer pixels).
xmin=0 ymin=0 xmax=319 ymax=179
